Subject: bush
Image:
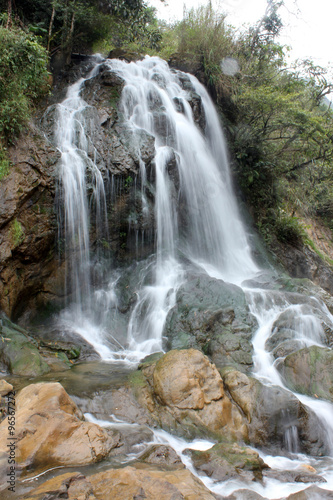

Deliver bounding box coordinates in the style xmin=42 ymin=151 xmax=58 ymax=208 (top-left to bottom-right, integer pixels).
xmin=0 ymin=26 xmax=49 ymax=145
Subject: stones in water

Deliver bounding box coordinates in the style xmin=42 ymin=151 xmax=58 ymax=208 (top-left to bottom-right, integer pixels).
xmin=23 ymin=466 xmax=217 ymax=500
xmin=185 ymin=442 xmax=269 ymax=482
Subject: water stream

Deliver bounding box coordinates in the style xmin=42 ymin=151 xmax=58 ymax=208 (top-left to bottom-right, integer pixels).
xmin=54 ymin=56 xmax=333 ymax=497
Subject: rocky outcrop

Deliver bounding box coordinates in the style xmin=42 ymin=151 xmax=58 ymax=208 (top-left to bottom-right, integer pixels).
xmin=0 ymin=125 xmax=60 ymax=319
xmin=0 ymin=382 xmax=119 ymax=473
xmin=23 ymin=466 xmax=217 ymax=500
xmin=164 ymin=273 xmax=257 ymax=373
xmin=279 ymin=346 xmax=333 ymax=402
xmin=275 ymin=241 xmax=333 ymax=296
xmin=131 ymin=348 xmax=248 ymax=441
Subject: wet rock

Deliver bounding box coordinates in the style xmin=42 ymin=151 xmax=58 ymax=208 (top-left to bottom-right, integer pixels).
xmin=0 ymin=125 xmax=60 ymax=319
xmin=0 ymin=382 xmax=119 ymax=472
xmin=221 ymin=367 xmax=329 ymax=456
xmin=279 ymin=346 xmax=333 ymax=402
xmin=185 ymin=442 xmax=268 ymax=482
xmin=263 ymin=469 xmax=326 ymax=484
xmin=224 ymin=491 xmax=267 ymax=500
xmin=164 ymin=273 xmax=257 ymax=373
xmin=274 ymin=241 xmax=333 ymax=296
xmin=286 ymin=485 xmax=333 ymax=499
xmin=108 ymin=48 xmax=143 ymax=62
xmin=139 ymin=445 xmax=185 ymax=468
xmin=24 ymin=466 xmax=216 ymax=500
xmin=0 ymin=314 xmax=49 ymax=376
xmin=22 ymin=472 xmax=95 ymax=500
xmin=133 ymin=349 xmax=248 ymax=441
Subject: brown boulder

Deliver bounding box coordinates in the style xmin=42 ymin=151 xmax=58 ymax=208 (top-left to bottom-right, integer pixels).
xmin=135 ymin=349 xmax=248 ymax=441
xmin=0 ymin=382 xmax=119 ymax=472
xmin=23 ymin=466 xmax=216 ymax=500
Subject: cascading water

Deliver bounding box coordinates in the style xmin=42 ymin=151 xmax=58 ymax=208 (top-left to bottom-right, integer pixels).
xmin=54 ymin=55 xmax=333 ymax=497
xmin=56 ymin=56 xmax=259 ymax=361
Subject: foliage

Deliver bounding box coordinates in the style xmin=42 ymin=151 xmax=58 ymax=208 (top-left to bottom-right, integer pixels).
xmin=0 ymin=148 xmax=9 ymax=180
xmin=0 ymin=26 xmax=49 ymax=146
xmin=174 ymin=5 xmax=234 ymax=88
xmin=0 ymin=0 xmax=163 ymax=58
xmin=11 ymin=219 xmax=24 ymax=246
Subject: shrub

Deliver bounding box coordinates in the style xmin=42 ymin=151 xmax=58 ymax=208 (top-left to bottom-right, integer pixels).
xmin=0 ymin=26 xmax=49 ymax=145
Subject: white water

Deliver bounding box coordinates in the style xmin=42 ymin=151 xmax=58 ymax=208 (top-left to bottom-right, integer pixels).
xmin=55 ymin=56 xmax=258 ymax=361
xmin=54 ymin=56 xmax=333 ymax=497
xmin=85 ymin=413 xmax=333 ymax=498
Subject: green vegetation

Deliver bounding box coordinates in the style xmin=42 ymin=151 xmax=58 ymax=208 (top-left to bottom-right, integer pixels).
xmin=11 ymin=219 xmax=25 ymax=246
xmin=0 ymin=24 xmax=49 ymax=173
xmin=158 ymin=1 xmax=333 ymax=250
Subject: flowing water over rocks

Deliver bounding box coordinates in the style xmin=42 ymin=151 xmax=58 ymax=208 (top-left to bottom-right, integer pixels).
xmin=1 ymin=56 xmax=333 ymax=499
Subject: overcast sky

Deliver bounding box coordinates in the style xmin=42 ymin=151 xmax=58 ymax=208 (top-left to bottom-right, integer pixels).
xmin=148 ymin=0 xmax=333 ymax=71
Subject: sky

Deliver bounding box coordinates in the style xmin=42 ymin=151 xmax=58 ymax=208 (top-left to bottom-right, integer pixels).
xmin=147 ymin=0 xmax=333 ymax=72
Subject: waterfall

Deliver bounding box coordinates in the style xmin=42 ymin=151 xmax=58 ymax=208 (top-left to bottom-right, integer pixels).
xmin=55 ymin=56 xmax=258 ymax=362
xmin=54 ymin=56 xmax=333 ymax=475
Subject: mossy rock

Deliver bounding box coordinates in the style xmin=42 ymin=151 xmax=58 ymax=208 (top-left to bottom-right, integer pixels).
xmin=185 ymin=442 xmax=268 ymax=482
xmin=0 ymin=315 xmax=49 ymax=377
xmin=280 ymin=345 xmax=333 ymax=402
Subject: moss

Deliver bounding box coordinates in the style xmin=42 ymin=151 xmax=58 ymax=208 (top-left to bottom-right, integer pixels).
xmin=128 ymin=370 xmax=146 ymax=388
xmin=10 ymin=219 xmax=24 ymax=247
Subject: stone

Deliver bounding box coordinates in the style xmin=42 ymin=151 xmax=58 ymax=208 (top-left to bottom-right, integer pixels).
xmin=23 ymin=466 xmax=216 ymax=500
xmin=164 ymin=272 xmax=257 ymax=373
xmin=185 ymin=442 xmax=268 ymax=482
xmin=0 ymin=125 xmax=59 ymax=318
xmin=0 ymin=382 xmax=119 ymax=472
xmin=134 ymin=349 xmax=248 ymax=441
xmin=279 ymin=346 xmax=333 ymax=402
xmin=139 ymin=445 xmax=185 ymax=468
xmin=221 ymin=367 xmax=329 ymax=456
xmin=0 ymin=379 xmax=13 ymax=397
xmin=286 ymin=485 xmax=333 ymax=499
xmin=0 ymin=314 xmax=49 ymax=377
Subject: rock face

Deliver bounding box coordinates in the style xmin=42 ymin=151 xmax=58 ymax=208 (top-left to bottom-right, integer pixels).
xmin=164 ymin=273 xmax=257 ymax=373
xmin=221 ymin=368 xmax=329 ymax=456
xmin=275 ymin=241 xmax=333 ymax=296
xmin=132 ymin=348 xmax=248 ymax=440
xmin=0 ymin=125 xmax=59 ymax=319
xmin=280 ymin=346 xmax=333 ymax=402
xmin=23 ymin=466 xmax=217 ymax=500
xmin=0 ymin=382 xmax=119 ymax=472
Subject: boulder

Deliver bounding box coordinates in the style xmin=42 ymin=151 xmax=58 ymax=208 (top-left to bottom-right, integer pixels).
xmin=221 ymin=367 xmax=329 ymax=456
xmin=185 ymin=442 xmax=268 ymax=482
xmin=23 ymin=466 xmax=217 ymax=500
xmin=133 ymin=349 xmax=248 ymax=441
xmin=0 ymin=314 xmax=49 ymax=376
xmin=0 ymin=382 xmax=119 ymax=472
xmin=164 ymin=273 xmax=257 ymax=373
xmin=139 ymin=445 xmax=185 ymax=468
xmin=286 ymin=485 xmax=333 ymax=499
xmin=0 ymin=379 xmax=13 ymax=397
xmin=279 ymin=346 xmax=333 ymax=402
